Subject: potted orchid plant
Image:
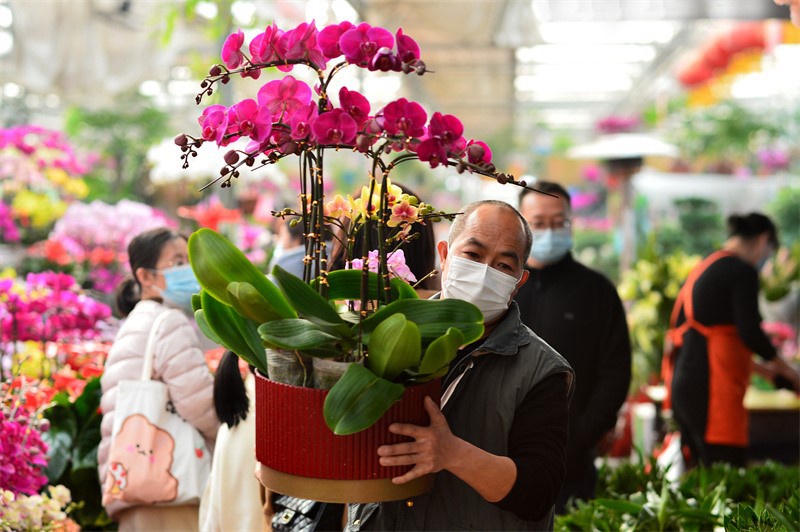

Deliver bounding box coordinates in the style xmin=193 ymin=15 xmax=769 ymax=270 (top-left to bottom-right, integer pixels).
xmin=182 ymin=20 xmax=528 ymax=501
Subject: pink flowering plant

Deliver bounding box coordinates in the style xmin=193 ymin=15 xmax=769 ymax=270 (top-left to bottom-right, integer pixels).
xmin=183 ymin=21 xmax=529 ymax=435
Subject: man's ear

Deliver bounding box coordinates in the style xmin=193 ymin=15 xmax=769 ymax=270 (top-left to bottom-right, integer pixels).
xmin=437 ymin=240 xmax=449 ymax=264
xmin=511 ymin=269 xmax=530 ymax=299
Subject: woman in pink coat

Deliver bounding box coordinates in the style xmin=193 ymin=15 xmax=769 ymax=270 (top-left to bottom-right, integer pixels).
xmin=99 ymin=227 xmax=219 ymax=531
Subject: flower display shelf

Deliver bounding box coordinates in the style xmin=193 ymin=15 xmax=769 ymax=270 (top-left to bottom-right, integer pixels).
xmin=255 ymin=371 xmax=440 ymax=503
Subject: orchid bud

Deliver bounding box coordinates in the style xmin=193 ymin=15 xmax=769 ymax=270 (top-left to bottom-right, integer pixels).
xmin=356 ymin=134 xmax=373 ymax=152
xmin=224 ymin=150 xmax=240 ymax=165
xmin=414 ymin=60 xmax=427 ymax=75
xmin=497 ymin=173 xmax=508 ymax=184
xmin=456 ymin=161 xmax=466 ymax=174
xmin=401 ymin=62 xmax=415 ymax=74
xmin=174 ymin=133 xmax=188 ymax=147
xmin=209 ymin=65 xmax=222 ymax=77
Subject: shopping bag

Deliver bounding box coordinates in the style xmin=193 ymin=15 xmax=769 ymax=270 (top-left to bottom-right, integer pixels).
xmin=102 ymin=310 xmax=211 ymax=514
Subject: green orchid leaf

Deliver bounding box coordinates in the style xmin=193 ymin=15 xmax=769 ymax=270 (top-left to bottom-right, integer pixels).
xmin=361 ymin=299 xmax=484 ymax=345
xmin=316 ymin=270 xmax=416 ymax=301
xmin=411 ymin=365 xmax=450 ymax=384
xmin=227 ymin=281 xmax=277 ymax=324
xmin=258 ymin=319 xmax=344 ymax=351
xmin=188 ymin=228 xmax=295 ymax=320
xmin=366 ymin=314 xmax=421 ymax=380
xmin=191 ymin=293 xmax=202 ymax=313
xmin=418 ymin=327 xmax=464 ymax=375
xmin=391 ymin=277 xmax=420 ymax=300
xmin=323 ymin=364 xmax=405 ymax=435
xmin=201 ymin=290 xmax=267 ymax=373
xmin=273 ymin=265 xmax=345 ymax=326
xmin=194 ymin=308 xmax=223 ymax=346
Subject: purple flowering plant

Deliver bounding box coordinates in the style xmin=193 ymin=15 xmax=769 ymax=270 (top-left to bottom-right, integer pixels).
xmin=182 ymin=21 xmax=531 ymax=434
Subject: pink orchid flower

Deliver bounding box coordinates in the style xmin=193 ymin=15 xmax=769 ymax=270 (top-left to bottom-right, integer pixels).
xmin=312 ymin=109 xmax=357 ymax=145
xmin=416 ymin=137 xmax=448 ymax=168
xmin=381 ymin=98 xmax=427 ymax=138
xmin=428 ymin=112 xmax=464 ymax=149
xmin=258 ymin=76 xmax=313 ymax=122
xmin=318 ymin=21 xmax=354 ymax=59
xmin=388 ymin=199 xmax=419 ymax=228
xmin=279 ymin=21 xmax=327 ymax=70
xmin=290 ymin=102 xmax=319 ymax=140
xmin=222 ymin=29 xmax=246 ymax=69
xmin=338 ymin=87 xmax=371 ymax=127
xmin=198 ymin=105 xmax=230 ymax=145
xmin=396 ymin=28 xmax=420 ymax=63
xmin=324 ymin=194 xmax=351 ymax=218
xmin=250 ymin=23 xmax=284 ymax=64
xmin=339 ymin=23 xmax=394 ymax=67
xmin=369 ymin=47 xmax=400 ymax=72
xmin=229 ymin=99 xmax=273 ymax=144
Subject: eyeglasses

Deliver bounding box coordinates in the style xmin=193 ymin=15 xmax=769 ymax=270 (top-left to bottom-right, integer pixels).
xmin=528 ymin=218 xmax=571 ymax=231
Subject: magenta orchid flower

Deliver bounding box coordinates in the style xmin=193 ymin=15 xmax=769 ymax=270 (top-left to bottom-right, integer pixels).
xmin=229 ymin=99 xmax=273 ymax=144
xmin=258 ymin=76 xmax=313 ymax=122
xmin=198 ymin=105 xmax=230 ymax=145
xmin=396 ymin=28 xmax=420 ymax=63
xmin=318 ymin=21 xmax=354 ymax=59
xmin=416 ymin=137 xmax=447 ymax=168
xmin=290 ymin=102 xmax=319 ymax=140
xmin=466 ymin=139 xmax=492 ymax=165
xmin=279 ymin=21 xmax=327 ymax=70
xmin=339 ymin=23 xmax=394 ymax=67
xmin=428 ymin=112 xmax=464 ymax=149
xmin=338 ymin=87 xmax=371 ymax=127
xmin=222 ymin=29 xmax=246 ymax=69
xmin=369 ymin=47 xmax=401 ymax=72
xmin=250 ymin=23 xmax=284 ymax=64
xmin=312 ymin=109 xmax=357 ymax=145
xmin=381 ymin=98 xmax=427 ymax=138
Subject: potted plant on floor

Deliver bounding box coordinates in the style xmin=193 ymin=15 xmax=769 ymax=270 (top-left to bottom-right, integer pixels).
xmin=181 ymin=20 xmax=529 ymax=502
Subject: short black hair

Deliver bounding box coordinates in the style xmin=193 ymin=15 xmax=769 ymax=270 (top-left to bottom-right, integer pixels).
xmin=519 ymin=181 xmax=571 ymax=208
xmin=448 ymin=200 xmax=533 ymax=264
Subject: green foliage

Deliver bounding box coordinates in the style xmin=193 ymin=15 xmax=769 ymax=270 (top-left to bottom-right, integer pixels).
xmin=189 ymin=228 xmax=484 ymax=435
xmin=767 ymin=187 xmax=800 ymax=247
xmin=573 ymin=229 xmax=620 ymax=284
xmin=665 ymin=101 xmax=783 ymax=168
xmin=41 ymin=378 xmax=114 ymax=530
xmin=64 ymin=93 xmax=170 ymax=201
xmin=557 ymin=460 xmax=800 ymax=531
xmin=618 ymin=237 xmax=700 ymax=392
xmin=651 ymin=198 xmax=725 ymax=258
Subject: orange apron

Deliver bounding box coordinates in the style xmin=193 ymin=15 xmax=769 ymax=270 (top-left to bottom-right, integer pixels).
xmin=663 ymin=250 xmax=753 ymax=446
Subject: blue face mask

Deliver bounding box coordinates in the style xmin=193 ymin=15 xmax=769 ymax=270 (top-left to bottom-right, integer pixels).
xmin=157 ymin=264 xmax=200 ymax=311
xmin=529 ymin=229 xmax=573 ymax=264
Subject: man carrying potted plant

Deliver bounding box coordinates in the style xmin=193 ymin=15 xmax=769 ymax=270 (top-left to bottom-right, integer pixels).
xmin=347 ymin=200 xmax=575 ymax=531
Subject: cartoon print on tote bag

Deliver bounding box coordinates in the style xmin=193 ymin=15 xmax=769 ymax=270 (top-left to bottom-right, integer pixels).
xmin=104 ymin=414 xmax=179 ymax=504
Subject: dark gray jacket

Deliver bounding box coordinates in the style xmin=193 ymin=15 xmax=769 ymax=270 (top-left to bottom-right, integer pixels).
xmin=347 ymin=302 xmax=574 ymax=531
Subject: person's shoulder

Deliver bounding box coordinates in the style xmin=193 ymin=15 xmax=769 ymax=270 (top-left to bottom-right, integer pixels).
xmin=570 ymin=259 xmax=620 ymax=294
xmin=520 ymin=324 xmax=573 ymax=370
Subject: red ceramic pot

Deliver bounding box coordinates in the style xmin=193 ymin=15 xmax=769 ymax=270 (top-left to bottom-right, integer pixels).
xmin=255 ymin=371 xmax=441 ymax=503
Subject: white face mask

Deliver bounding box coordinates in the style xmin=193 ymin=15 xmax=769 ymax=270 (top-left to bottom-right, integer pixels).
xmin=442 ymin=256 xmax=520 ymax=323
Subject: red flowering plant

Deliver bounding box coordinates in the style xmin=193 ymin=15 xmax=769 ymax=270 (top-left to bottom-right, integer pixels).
xmin=182 ymin=21 xmax=530 ymax=434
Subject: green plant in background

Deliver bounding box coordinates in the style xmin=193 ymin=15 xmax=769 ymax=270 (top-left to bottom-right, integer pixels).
xmin=618 ymin=236 xmax=700 ymax=392
xmin=64 ymin=92 xmax=170 ymax=202
xmin=41 ymin=378 xmax=113 ymax=530
xmin=649 ymin=197 xmax=724 ymax=258
xmin=761 ymin=245 xmax=800 ymax=302
xmin=767 ymin=186 xmax=800 ymax=247
xmin=557 ymin=460 xmax=800 ymax=531
xmin=664 ymin=101 xmax=783 ymax=173
xmin=573 ymin=228 xmax=620 ymax=284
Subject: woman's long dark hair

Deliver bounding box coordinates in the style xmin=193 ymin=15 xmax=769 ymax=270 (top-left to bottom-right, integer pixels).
xmin=114 ymin=227 xmax=184 ymax=316
xmin=213 ymin=350 xmax=250 ymax=428
xmin=328 ymin=183 xmax=439 ymax=290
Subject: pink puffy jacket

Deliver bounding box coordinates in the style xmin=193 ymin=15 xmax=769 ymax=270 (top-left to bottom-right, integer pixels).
xmin=98 ymin=300 xmax=220 ymax=487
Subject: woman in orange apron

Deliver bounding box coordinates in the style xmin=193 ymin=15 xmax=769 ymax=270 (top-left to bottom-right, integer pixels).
xmin=665 ymin=213 xmax=800 ymax=466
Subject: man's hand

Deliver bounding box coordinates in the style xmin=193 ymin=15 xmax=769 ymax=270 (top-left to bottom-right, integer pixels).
xmin=377 ymin=396 xmax=459 ymax=484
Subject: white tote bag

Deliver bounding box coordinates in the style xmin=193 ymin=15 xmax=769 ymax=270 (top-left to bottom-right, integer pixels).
xmin=102 ymin=310 xmax=211 ymax=515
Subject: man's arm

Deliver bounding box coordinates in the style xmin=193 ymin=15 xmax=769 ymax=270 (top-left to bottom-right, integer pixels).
xmin=377 ymin=397 xmax=517 ymax=502
xmin=377 ymin=373 xmax=571 ymax=521
xmin=573 ymin=290 xmax=631 ymax=447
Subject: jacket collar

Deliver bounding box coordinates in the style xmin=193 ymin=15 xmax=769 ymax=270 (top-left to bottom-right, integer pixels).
xmin=472 ymin=301 xmax=531 ymax=357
